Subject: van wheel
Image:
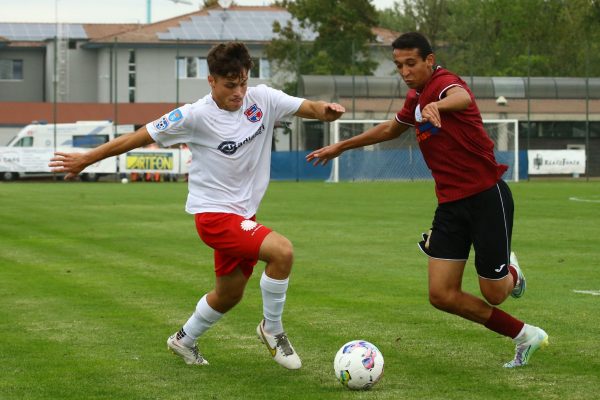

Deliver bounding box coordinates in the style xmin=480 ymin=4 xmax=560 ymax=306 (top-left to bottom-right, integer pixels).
xmin=81 ymin=173 xmax=99 ymax=182
xmin=2 ymin=172 xmax=17 ymax=181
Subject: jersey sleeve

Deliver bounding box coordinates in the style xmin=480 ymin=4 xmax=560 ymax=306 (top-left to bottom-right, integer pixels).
xmin=261 ymin=85 xmax=304 ymax=121
xmin=146 ymin=103 xmax=193 ymax=147
xmin=429 ymin=73 xmax=464 ymax=101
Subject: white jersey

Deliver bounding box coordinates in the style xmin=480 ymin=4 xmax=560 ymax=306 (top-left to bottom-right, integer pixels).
xmin=146 ymin=85 xmax=304 ymax=218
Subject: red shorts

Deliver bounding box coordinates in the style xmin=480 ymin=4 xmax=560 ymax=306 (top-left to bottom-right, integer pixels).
xmin=194 ymin=213 xmax=272 ymax=278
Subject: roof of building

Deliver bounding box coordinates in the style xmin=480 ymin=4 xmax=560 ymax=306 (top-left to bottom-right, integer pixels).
xmin=0 ymin=22 xmax=88 ymax=41
xmin=0 ymin=6 xmax=398 ymax=47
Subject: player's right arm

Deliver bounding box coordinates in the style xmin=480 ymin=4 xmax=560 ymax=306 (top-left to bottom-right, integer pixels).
xmin=306 ymin=119 xmax=410 ymax=166
xmin=49 ymin=126 xmax=155 ymax=180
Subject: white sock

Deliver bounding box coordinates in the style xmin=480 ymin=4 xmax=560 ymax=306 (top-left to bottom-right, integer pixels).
xmin=514 ymin=324 xmax=530 ymax=343
xmin=260 ymin=271 xmax=288 ymax=335
xmin=180 ymin=294 xmax=223 ymax=347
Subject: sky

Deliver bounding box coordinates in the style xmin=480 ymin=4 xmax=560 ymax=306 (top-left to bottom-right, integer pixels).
xmin=0 ymin=0 xmax=398 ymax=24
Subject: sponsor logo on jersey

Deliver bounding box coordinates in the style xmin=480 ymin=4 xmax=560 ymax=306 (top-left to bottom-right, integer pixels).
xmin=168 ymin=109 xmax=183 ymax=122
xmin=153 ymin=116 xmax=169 ymax=131
xmin=217 ymin=124 xmax=265 ymax=155
xmin=218 ymin=141 xmax=237 ymax=155
xmin=416 ymin=121 xmax=439 ymax=142
xmin=244 ymin=103 xmax=263 ymax=123
xmin=414 ymin=104 xmax=439 ymax=142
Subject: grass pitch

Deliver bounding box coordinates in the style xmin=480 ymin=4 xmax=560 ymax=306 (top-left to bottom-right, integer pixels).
xmin=1 ymin=180 xmax=599 ymax=400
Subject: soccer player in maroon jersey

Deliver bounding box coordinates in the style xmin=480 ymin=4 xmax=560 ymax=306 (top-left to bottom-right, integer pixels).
xmin=306 ymin=32 xmax=548 ymax=368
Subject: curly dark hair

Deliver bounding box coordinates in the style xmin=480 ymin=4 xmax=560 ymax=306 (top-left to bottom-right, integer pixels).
xmin=207 ymin=42 xmax=254 ymax=78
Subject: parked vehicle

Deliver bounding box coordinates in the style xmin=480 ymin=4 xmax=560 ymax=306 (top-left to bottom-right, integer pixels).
xmin=1 ymin=121 xmax=133 ymax=181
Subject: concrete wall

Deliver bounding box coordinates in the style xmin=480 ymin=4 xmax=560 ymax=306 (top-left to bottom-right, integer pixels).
xmin=67 ymin=44 xmax=99 ymax=102
xmin=0 ymin=48 xmax=45 ymax=102
xmin=133 ymin=46 xmax=270 ymax=104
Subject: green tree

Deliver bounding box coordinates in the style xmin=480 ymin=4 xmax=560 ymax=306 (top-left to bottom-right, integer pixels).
xmin=377 ymin=0 xmax=449 ymax=48
xmin=377 ymin=0 xmax=600 ymax=77
xmin=202 ymin=0 xmax=236 ymax=8
xmin=266 ymin=0 xmax=378 ymax=93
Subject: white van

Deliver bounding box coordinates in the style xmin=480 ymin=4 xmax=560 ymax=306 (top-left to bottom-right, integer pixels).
xmin=6 ymin=120 xmax=133 ymax=149
xmin=1 ymin=121 xmax=134 ymax=181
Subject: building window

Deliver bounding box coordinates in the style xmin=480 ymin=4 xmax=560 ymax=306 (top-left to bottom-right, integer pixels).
xmin=250 ymin=58 xmax=270 ymax=79
xmin=260 ymin=58 xmax=270 ymax=79
xmin=128 ymin=50 xmax=136 ymax=103
xmin=520 ymin=121 xmax=600 ymax=139
xmin=176 ymin=57 xmax=208 ymax=79
xmin=186 ymin=57 xmax=197 ymax=78
xmin=0 ymin=59 xmax=24 ymax=80
xmin=175 ymin=56 xmax=268 ymax=79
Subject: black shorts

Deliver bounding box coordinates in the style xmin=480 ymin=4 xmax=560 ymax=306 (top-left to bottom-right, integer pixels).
xmin=418 ymin=180 xmax=514 ymax=280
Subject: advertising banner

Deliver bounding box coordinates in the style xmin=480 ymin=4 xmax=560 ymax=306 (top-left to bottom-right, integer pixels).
xmin=528 ymin=150 xmax=586 ymax=175
xmin=0 ymin=147 xmax=116 ymax=173
xmin=120 ymin=149 xmax=180 ymax=173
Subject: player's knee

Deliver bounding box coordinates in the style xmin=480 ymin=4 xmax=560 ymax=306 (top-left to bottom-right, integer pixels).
xmin=273 ymin=237 xmax=294 ymax=267
xmin=428 ymin=289 xmax=455 ymax=312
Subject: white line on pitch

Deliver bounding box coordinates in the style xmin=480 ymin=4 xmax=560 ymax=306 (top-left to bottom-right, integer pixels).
xmin=573 ymin=290 xmax=600 ymax=296
xmin=569 ymin=197 xmax=600 ymax=203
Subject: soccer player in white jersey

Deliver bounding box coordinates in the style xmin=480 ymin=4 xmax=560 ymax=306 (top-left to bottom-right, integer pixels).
xmin=49 ymin=42 xmax=345 ymax=370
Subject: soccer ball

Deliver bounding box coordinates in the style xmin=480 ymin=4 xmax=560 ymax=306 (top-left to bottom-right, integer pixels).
xmin=121 ymin=177 xmax=129 ymax=184
xmin=333 ymin=340 xmax=384 ymax=390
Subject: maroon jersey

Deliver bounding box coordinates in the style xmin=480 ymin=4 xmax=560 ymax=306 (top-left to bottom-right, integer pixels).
xmin=396 ymin=67 xmax=508 ymax=203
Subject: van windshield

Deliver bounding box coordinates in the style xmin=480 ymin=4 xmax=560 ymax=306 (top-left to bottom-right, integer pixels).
xmin=12 ymin=136 xmax=33 ymax=147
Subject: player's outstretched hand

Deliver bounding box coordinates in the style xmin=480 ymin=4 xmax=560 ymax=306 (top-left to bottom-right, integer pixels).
xmin=48 ymin=151 xmax=89 ymax=180
xmin=322 ymin=103 xmax=346 ymax=122
xmin=419 ymin=102 xmax=441 ymax=128
xmin=306 ymin=143 xmax=343 ymax=166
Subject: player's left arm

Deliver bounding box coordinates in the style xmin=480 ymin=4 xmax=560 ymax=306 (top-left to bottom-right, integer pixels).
xmin=420 ymin=86 xmax=472 ymax=128
xmin=294 ymin=100 xmax=345 ymax=122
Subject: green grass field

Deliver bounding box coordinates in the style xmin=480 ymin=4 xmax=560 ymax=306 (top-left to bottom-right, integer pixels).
xmin=1 ymin=180 xmax=599 ymax=400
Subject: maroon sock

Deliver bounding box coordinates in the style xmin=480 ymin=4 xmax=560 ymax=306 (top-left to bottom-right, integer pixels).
xmin=484 ymin=307 xmax=524 ymax=339
xmin=508 ymin=265 xmax=519 ymax=287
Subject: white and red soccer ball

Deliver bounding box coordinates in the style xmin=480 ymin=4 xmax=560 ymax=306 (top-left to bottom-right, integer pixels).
xmin=333 ymin=340 xmax=384 ymax=390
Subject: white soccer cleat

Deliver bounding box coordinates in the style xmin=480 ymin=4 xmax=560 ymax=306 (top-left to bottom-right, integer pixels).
xmin=167 ymin=333 xmax=209 ymax=365
xmin=503 ymin=325 xmax=548 ymax=368
xmin=256 ymin=320 xmax=302 ymax=370
xmin=510 ymin=251 xmax=526 ymax=298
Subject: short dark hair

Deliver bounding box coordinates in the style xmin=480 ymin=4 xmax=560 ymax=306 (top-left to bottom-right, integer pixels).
xmin=206 ymin=42 xmax=253 ymax=78
xmin=391 ymin=32 xmax=433 ymax=60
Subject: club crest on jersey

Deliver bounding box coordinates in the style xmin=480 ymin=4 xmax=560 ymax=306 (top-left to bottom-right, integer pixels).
xmin=244 ymin=104 xmax=263 ymax=123
xmin=153 ymin=116 xmax=169 ymax=131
